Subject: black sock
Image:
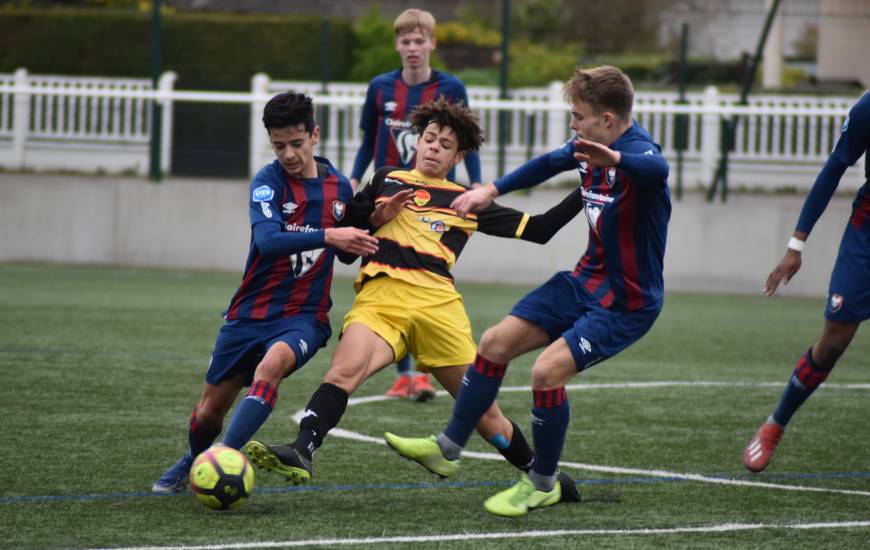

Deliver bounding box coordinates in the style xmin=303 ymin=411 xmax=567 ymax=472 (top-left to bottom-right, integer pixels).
xmin=292 ymin=383 xmax=349 ymax=460
xmin=498 ymin=419 xmax=535 ymax=472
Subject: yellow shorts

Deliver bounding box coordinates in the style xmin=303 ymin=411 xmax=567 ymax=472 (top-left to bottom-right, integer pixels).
xmin=342 ymin=276 xmax=476 ymax=371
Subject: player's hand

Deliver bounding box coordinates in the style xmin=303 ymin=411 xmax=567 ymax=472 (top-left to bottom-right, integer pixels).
xmin=764 ymin=249 xmax=802 ymax=296
xmin=370 ymin=189 xmax=415 ymax=227
xmin=324 ymin=227 xmax=379 ymax=257
xmin=451 ymin=183 xmax=499 ymax=217
xmin=573 ymin=138 xmax=621 ymax=167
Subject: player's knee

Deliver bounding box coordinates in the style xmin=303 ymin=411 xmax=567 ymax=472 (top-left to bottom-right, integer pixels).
xmin=530 ymin=361 xmax=560 ymax=391
xmin=194 ymin=400 xmax=226 ymax=427
xmin=478 ymin=326 xmax=512 ymax=364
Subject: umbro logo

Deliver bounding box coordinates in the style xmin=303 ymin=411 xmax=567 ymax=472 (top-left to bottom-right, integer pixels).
xmin=283 ymin=201 xmax=297 ymax=215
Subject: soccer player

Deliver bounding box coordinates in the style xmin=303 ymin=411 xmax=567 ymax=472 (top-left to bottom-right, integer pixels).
xmin=244 ymin=98 xmax=582 ymax=503
xmin=151 ymin=92 xmax=398 ymax=493
xmin=350 ymin=8 xmax=482 ymax=401
xmin=384 ymin=66 xmax=671 ymax=517
xmin=743 ymin=91 xmax=870 ymax=473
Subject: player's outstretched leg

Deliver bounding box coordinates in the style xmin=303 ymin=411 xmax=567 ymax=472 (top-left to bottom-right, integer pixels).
xmin=384 ymin=433 xmax=460 ymax=478
xmin=244 ymin=441 xmax=312 ymax=484
xmin=152 ymin=452 xmax=194 ymax=493
xmin=483 ymin=473 xmax=561 ymax=518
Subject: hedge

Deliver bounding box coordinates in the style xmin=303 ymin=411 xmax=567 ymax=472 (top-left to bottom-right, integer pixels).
xmin=0 ymin=9 xmax=355 ymax=88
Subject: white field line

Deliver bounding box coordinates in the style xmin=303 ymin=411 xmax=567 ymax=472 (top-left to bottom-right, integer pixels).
xmin=96 ymin=520 xmax=870 ymax=550
xmin=288 ymin=381 xmax=870 ymax=498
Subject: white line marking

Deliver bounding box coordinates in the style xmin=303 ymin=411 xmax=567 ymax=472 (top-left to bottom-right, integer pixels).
xmin=94 ymin=520 xmax=870 ymax=550
xmin=288 ymin=381 xmax=870 ymax=498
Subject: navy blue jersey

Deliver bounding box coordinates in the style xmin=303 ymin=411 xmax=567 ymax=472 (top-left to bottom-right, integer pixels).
xmin=224 ymin=157 xmax=354 ymax=323
xmin=796 ymin=91 xmax=870 ymax=235
xmin=495 ymin=122 xmax=671 ymax=312
xmin=351 ymin=69 xmax=481 ymax=183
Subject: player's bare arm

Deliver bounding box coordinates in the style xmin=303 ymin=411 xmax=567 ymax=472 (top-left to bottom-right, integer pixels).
xmin=324 ymin=227 xmax=379 ymax=257
xmin=572 ymin=138 xmax=621 ymax=167
xmin=370 ymin=189 xmax=415 ymax=227
xmin=764 ymin=231 xmax=808 ymax=296
xmin=451 ymin=182 xmax=499 ymax=217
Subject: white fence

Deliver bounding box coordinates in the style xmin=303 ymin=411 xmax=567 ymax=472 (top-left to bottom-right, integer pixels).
xmin=0 ymin=68 xmax=864 ymax=191
xmin=0 ymin=68 xmax=175 ymax=175
xmin=257 ymin=78 xmax=865 ymax=190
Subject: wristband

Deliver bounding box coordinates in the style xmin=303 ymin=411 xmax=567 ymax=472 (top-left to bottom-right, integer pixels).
xmin=787 ymin=236 xmax=805 ymax=252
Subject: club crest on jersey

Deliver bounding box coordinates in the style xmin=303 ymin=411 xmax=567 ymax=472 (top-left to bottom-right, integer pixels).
xmin=829 ymin=293 xmax=844 ymax=313
xmin=414 ymin=189 xmax=431 ymax=206
xmin=252 ymin=185 xmax=274 ymax=202
xmin=606 ymin=167 xmax=616 ymax=187
xmin=332 ymin=200 xmax=346 ymax=221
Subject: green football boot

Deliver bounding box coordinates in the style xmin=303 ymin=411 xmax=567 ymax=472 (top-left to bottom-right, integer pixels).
xmin=383 ymin=433 xmax=460 ymax=478
xmin=243 ymin=441 xmax=311 ymax=484
xmin=484 ymin=473 xmax=561 ymax=517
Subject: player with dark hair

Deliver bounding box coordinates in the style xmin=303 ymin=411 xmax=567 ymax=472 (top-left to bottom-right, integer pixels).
xmin=244 ymin=97 xmax=582 ymax=502
xmin=385 ymin=66 xmax=672 ymax=517
xmin=151 ymin=92 xmax=394 ymax=493
xmin=743 ymin=91 xmax=870 ymax=473
xmin=351 ymin=8 xmax=482 ymax=401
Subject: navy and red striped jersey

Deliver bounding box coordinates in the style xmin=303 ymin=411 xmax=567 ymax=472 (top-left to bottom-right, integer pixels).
xmin=350 ymin=69 xmax=481 ymax=184
xmin=224 ymin=157 xmax=354 ymax=323
xmin=495 ymin=122 xmax=671 ymax=312
xmin=796 ymin=91 xmax=870 ymax=235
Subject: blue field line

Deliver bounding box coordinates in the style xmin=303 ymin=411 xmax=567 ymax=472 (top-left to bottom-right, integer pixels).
xmin=3 ymin=471 xmax=870 ymax=506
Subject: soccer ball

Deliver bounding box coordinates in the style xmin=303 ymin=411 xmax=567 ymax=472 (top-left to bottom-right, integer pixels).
xmin=189 ymin=446 xmax=254 ymax=510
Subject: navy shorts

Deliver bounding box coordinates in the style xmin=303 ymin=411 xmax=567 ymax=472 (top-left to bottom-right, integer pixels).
xmin=510 ymin=271 xmax=660 ymax=371
xmin=826 ymin=224 xmax=870 ymax=323
xmin=205 ymin=315 xmax=331 ymax=386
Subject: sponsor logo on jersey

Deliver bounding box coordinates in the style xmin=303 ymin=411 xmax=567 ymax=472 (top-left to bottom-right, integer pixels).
xmin=430 ymin=220 xmax=446 ymax=233
xmin=260 ymin=202 xmax=273 ymax=219
xmin=414 ymin=189 xmax=431 ymax=206
xmin=282 ymin=201 xmax=297 ymax=215
xmin=333 ymin=200 xmax=346 ymax=221
xmin=829 ymin=293 xmax=844 ymax=313
xmin=390 ymin=126 xmax=418 ymax=165
xmin=581 ymin=189 xmax=613 ymax=237
xmin=252 ymin=185 xmax=274 ymax=202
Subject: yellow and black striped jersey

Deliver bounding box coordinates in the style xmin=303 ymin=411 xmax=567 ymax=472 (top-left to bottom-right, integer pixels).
xmin=349 ymin=166 xmax=583 ymax=292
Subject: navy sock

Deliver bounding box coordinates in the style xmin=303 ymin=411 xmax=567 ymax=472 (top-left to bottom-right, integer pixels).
xmin=188 ymin=405 xmax=222 ymax=457
xmin=293 ymin=383 xmax=348 ymax=460
xmin=530 ymin=386 xmax=570 ymax=478
xmin=395 ymin=354 xmax=413 ymax=375
xmin=443 ymin=354 xmax=507 ymax=448
xmin=772 ymin=348 xmax=833 ymax=426
xmin=222 ymin=380 xmax=278 ymax=449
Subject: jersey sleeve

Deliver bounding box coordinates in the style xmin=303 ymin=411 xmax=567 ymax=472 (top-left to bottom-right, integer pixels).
xmin=796 ymin=96 xmax=870 ymax=235
xmin=474 ymin=202 xmax=529 ymax=238
xmin=617 ymin=142 xmax=670 ymax=186
xmin=358 ymin=80 xmax=379 ymax=133
xmin=248 ymin=167 xmax=284 ymax=227
xmin=494 ymin=140 xmax=578 ymax=194
xmin=475 ymin=187 xmax=583 ymax=243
